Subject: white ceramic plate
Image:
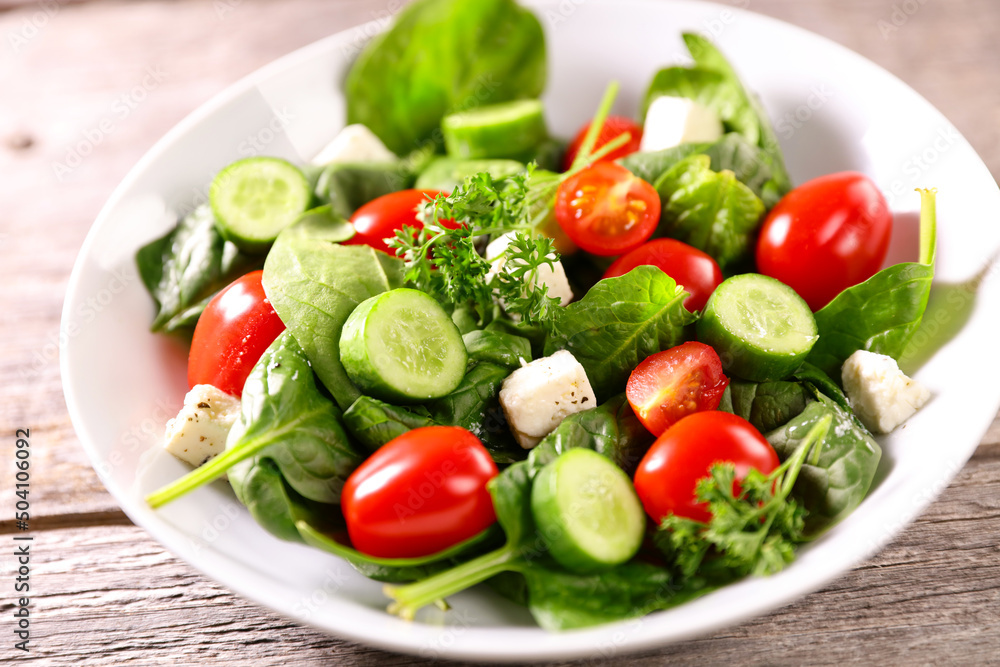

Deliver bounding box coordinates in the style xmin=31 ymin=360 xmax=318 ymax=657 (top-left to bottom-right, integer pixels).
xmin=62 ymin=0 xmax=1000 ymax=661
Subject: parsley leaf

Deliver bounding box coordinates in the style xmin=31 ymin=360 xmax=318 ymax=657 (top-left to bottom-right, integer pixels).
xmin=655 ymin=415 xmax=832 ymax=583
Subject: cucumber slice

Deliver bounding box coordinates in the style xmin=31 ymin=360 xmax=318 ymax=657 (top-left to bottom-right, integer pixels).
xmin=210 ymin=157 xmax=311 ymax=254
xmin=414 ymin=157 xmax=525 ymax=191
xmin=697 ymin=274 xmax=818 ymax=381
xmin=340 ymin=288 xmax=468 ymax=403
xmin=442 ymin=100 xmax=548 ymax=161
xmin=530 ymin=448 xmax=645 ymax=573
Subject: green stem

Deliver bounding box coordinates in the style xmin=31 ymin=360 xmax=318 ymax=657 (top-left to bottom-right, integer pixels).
xmin=917 ymin=188 xmax=937 ymax=266
xmin=145 ymin=427 xmax=288 ymax=508
xmin=385 ymin=544 xmax=521 ymax=620
xmin=571 ymin=81 xmax=620 ymax=172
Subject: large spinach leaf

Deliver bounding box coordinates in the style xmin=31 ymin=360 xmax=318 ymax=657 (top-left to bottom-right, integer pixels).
xmin=345 ymin=0 xmax=546 ymax=155
xmin=462 ymin=329 xmax=532 ymax=369
xmin=527 ymin=394 xmax=654 ymax=475
xmin=262 ymin=216 xmax=405 ymax=410
xmin=314 ymin=161 xmax=414 ymax=219
xmin=427 ymin=362 xmax=522 ymax=462
xmin=766 ymin=392 xmax=882 ymax=535
xmin=341 ymin=396 xmax=435 ymax=454
xmin=225 ymin=331 xmax=362 ymax=505
xmin=806 ymin=263 xmax=934 ymax=377
xmin=136 ymin=204 xmax=261 ymax=333
xmin=728 ymin=380 xmax=811 ymax=434
xmin=653 ymin=154 xmax=766 ymax=270
xmin=545 ymin=266 xmax=695 ymax=401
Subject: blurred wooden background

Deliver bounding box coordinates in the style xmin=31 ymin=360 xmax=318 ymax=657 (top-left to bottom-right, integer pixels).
xmin=1 ymin=0 xmax=999 ymax=664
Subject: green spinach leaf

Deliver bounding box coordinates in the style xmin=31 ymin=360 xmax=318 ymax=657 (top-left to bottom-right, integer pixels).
xmin=427 ymin=362 xmax=522 ymax=462
xmin=653 ymin=154 xmax=765 ymax=270
xmin=315 ymin=161 xmax=414 ymax=219
xmin=345 ymin=0 xmax=546 ymax=155
xmin=728 ymin=380 xmax=811 ymax=433
xmin=136 ymin=204 xmax=261 ymax=333
xmin=766 ymin=392 xmax=882 ymax=535
xmin=544 ymin=266 xmax=696 ymax=401
xmin=262 ymin=216 xmax=405 ymax=410
xmin=527 ymin=394 xmax=653 ymax=475
xmin=641 ymin=66 xmax=760 ymax=143
xmin=806 ymin=263 xmax=935 ymax=377
xmin=462 ymin=329 xmax=532 ymax=369
xmin=341 ymin=396 xmax=436 ymax=454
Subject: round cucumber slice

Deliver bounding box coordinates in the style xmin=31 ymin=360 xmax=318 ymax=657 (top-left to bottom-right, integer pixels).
xmin=210 ymin=157 xmax=311 ymax=254
xmin=531 ymin=448 xmax=645 ymax=574
xmin=340 ymin=288 xmax=468 ymax=403
xmin=697 ymin=273 xmax=818 ymax=381
xmin=442 ymin=100 xmax=548 ymax=161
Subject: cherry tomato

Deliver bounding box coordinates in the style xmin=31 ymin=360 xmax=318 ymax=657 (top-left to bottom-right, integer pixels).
xmin=562 ymin=115 xmax=644 ymax=171
xmin=626 ymin=342 xmax=730 ymax=437
xmin=188 ymin=270 xmax=286 ymax=397
xmin=341 ymin=426 xmax=499 ymax=558
xmin=756 ymin=171 xmax=892 ymax=311
xmin=633 ymin=411 xmax=779 ymax=523
xmin=554 ymin=162 xmax=660 ymax=256
xmin=346 ymin=189 xmax=445 ymax=254
xmin=603 ymin=238 xmax=723 ymax=312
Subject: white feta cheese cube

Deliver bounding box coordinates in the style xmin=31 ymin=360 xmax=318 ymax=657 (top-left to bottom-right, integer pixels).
xmin=484 ymin=232 xmax=574 ymax=308
xmin=310 ymin=124 xmax=397 ymax=166
xmin=639 ymin=96 xmax=724 ymax=152
xmin=499 ymin=350 xmax=597 ymax=449
xmin=164 ymin=384 xmax=242 ymax=467
xmin=841 ymin=350 xmax=931 ymax=434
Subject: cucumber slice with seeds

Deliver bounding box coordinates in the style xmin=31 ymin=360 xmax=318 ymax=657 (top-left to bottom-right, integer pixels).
xmin=340 ymin=288 xmax=468 ymax=403
xmin=697 ymin=273 xmax=818 ymax=381
xmin=530 ymin=448 xmax=645 ymax=574
xmin=442 ymin=100 xmax=548 ymax=161
xmin=210 ymin=157 xmax=311 ymax=254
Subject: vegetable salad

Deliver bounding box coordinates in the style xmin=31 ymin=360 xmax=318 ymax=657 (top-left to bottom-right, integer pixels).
xmin=139 ymin=0 xmax=938 ymax=632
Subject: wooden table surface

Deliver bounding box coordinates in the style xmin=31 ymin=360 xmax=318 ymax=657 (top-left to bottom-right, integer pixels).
xmin=3 ymin=0 xmax=1000 ymax=664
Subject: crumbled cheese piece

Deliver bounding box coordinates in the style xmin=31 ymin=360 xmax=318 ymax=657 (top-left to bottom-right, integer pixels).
xmin=310 ymin=124 xmax=397 ymax=165
xmin=841 ymin=350 xmax=931 ymax=434
xmin=164 ymin=384 xmax=242 ymax=467
xmin=639 ymin=96 xmax=724 ymax=152
xmin=484 ymin=232 xmax=574 ymax=309
xmin=499 ymin=350 xmax=597 ymax=449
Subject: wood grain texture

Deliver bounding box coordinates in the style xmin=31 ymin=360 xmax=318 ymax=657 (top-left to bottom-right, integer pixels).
xmin=1 ymin=0 xmax=999 ymax=663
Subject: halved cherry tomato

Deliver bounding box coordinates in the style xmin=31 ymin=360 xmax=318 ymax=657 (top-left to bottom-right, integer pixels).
xmin=554 ymin=162 xmax=660 ymax=256
xmin=346 ymin=189 xmax=445 ymax=254
xmin=341 ymin=426 xmax=499 ymax=558
xmin=562 ymin=115 xmax=644 ymax=171
xmin=626 ymin=342 xmax=729 ymax=437
xmin=756 ymin=171 xmax=891 ymax=311
xmin=188 ymin=270 xmax=286 ymax=397
xmin=633 ymin=411 xmax=779 ymax=523
xmin=603 ymin=238 xmax=723 ymax=312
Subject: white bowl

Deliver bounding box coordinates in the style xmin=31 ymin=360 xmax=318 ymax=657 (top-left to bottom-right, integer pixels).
xmin=61 ymin=0 xmax=1000 ymax=661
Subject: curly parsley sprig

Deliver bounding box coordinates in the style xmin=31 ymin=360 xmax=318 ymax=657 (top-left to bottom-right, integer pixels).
xmin=387 ymin=81 xmax=634 ymax=327
xmin=656 ymin=415 xmax=833 ymax=582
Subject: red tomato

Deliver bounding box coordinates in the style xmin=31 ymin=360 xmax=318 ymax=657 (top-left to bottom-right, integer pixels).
xmin=603 ymin=238 xmax=723 ymax=312
xmin=188 ymin=270 xmax=286 ymax=397
xmin=341 ymin=426 xmax=499 ymax=558
xmin=346 ymin=189 xmax=445 ymax=254
xmin=562 ymin=115 xmax=644 ymax=171
xmin=633 ymin=411 xmax=779 ymax=523
xmin=626 ymin=342 xmax=730 ymax=437
xmin=756 ymin=172 xmax=891 ymax=311
xmin=554 ymin=162 xmax=660 ymax=256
